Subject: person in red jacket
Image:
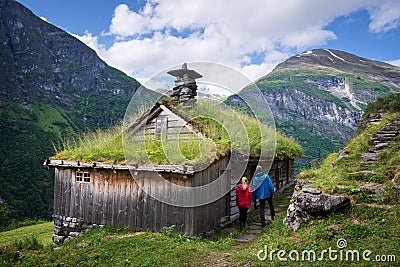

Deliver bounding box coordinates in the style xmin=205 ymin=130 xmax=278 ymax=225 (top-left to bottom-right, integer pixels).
xmin=236 ymin=177 xmax=253 ymax=230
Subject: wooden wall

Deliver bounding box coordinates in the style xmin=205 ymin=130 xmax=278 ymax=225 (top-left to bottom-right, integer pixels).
xmin=54 ymin=156 xmax=231 ymax=234
xmin=132 ymin=105 xmax=201 ymax=142
xmin=53 ymin=156 xmax=294 ymax=235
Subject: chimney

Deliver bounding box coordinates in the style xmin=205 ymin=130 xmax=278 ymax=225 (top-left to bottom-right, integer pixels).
xmin=167 ymin=63 xmax=202 ymax=107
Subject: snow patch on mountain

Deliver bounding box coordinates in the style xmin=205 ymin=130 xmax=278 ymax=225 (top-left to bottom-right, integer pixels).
xmin=324 ymin=49 xmax=345 ymax=61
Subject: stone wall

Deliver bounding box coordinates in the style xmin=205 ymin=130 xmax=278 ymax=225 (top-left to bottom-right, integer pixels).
xmin=52 ymin=214 xmax=102 ymax=243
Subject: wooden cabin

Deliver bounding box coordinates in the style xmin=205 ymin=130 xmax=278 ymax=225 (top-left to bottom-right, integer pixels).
xmin=47 ymin=64 xmax=300 ymax=243
xmin=47 ymin=102 xmax=296 ymax=243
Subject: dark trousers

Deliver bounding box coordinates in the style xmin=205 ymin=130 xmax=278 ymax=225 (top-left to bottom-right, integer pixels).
xmin=238 ymin=206 xmax=248 ymax=228
xmin=259 ymin=197 xmax=275 ymax=226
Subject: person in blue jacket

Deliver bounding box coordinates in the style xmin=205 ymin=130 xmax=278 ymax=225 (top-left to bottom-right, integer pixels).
xmin=251 ymin=165 xmax=275 ymax=227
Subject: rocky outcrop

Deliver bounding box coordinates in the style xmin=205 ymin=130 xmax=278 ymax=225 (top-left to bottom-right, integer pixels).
xmin=284 ymin=181 xmax=351 ymax=231
xmin=274 ymin=49 xmax=400 ymax=89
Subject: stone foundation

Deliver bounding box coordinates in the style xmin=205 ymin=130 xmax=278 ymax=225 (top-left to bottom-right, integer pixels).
xmin=52 ymin=214 xmax=103 ymax=243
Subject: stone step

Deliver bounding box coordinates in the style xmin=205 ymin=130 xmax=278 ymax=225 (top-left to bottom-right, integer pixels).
xmin=375 ymin=133 xmax=398 ymax=137
xmin=371 ymin=136 xmax=395 ymax=142
xmin=370 ymin=119 xmax=382 ymax=123
xmin=361 ymin=153 xmax=380 ymax=161
xmin=381 ymin=125 xmax=400 ymax=131
xmin=368 ymin=143 xmax=389 ymax=152
xmin=249 ymin=229 xmax=262 ymax=235
xmin=249 ymin=224 xmax=261 ymax=230
xmin=372 ymin=141 xmax=394 ymax=146
xmin=376 ymin=130 xmax=399 ymax=135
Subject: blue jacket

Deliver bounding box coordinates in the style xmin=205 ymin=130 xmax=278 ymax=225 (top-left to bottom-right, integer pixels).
xmin=251 ymin=171 xmax=274 ymax=199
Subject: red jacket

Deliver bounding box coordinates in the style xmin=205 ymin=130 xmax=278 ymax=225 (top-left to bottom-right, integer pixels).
xmin=236 ymin=184 xmax=253 ymax=209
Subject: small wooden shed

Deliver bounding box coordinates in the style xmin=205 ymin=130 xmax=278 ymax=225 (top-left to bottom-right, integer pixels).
xmin=47 ymin=64 xmax=300 ymax=242
xmin=47 ymin=155 xmax=294 ymax=242
xmin=46 ymin=102 xmax=296 ymax=242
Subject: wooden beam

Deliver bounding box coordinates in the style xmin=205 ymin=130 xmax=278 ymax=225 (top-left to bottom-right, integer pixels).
xmin=45 ymin=160 xmax=196 ymax=174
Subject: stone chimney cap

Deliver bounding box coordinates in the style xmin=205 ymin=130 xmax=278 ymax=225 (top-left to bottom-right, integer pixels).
xmin=167 ymin=63 xmax=202 ymax=80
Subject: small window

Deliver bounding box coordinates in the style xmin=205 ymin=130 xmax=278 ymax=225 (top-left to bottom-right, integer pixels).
xmin=84 ymin=172 xmax=91 ymax=183
xmin=76 ymin=171 xmax=90 ymax=183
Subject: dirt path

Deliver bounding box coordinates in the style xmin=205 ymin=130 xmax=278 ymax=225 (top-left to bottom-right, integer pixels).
xmin=200 ymin=185 xmax=294 ymax=266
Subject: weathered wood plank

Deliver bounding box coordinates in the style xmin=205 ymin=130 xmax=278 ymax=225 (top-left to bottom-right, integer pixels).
xmin=90 ymin=173 xmax=97 ymax=223
xmin=102 ymin=172 xmax=109 ymax=224
xmin=99 ymin=172 xmax=106 ymax=224
xmin=131 ymin=179 xmax=136 ymax=229
xmin=54 ymin=168 xmax=61 ymax=215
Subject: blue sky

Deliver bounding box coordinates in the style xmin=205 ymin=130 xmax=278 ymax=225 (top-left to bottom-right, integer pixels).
xmin=18 ymin=0 xmax=400 ymax=83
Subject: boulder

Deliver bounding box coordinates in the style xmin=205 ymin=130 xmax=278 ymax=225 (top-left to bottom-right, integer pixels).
xmin=295 ymin=192 xmax=351 ymax=215
xmin=338 ymin=150 xmax=349 ymax=159
xmin=284 ymin=181 xmax=351 ymax=231
xmin=52 ymin=234 xmax=66 ymax=244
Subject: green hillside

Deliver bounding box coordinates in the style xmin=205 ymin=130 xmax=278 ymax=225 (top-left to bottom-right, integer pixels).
xmin=0 ymin=0 xmax=141 ymax=222
xmin=0 ymin=222 xmax=53 ymax=247
xmin=298 ymin=112 xmax=400 ymax=203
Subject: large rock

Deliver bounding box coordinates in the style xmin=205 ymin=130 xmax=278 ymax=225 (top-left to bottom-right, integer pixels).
xmin=284 ymin=181 xmax=351 ymax=231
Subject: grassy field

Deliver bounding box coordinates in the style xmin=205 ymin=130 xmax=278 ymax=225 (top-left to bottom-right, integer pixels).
xmin=0 ymin=222 xmax=53 ymax=247
xmin=0 ymin=190 xmax=398 ymax=266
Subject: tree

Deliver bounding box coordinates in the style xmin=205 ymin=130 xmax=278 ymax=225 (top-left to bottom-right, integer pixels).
xmin=0 ymin=201 xmax=13 ymax=230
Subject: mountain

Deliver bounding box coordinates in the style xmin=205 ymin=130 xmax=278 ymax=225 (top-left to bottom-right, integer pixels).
xmin=227 ymin=49 xmax=400 ymax=170
xmin=0 ymin=0 xmax=142 ymax=220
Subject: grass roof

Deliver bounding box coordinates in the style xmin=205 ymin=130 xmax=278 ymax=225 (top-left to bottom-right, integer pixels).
xmin=53 ymin=99 xmax=302 ymax=165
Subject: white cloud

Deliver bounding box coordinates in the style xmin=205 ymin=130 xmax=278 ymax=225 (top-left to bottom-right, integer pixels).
xmin=75 ymin=0 xmax=400 ymax=85
xmin=281 ymin=27 xmax=337 ymax=50
xmin=368 ymin=0 xmax=400 ymax=33
xmin=109 ymin=4 xmax=149 ymax=37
